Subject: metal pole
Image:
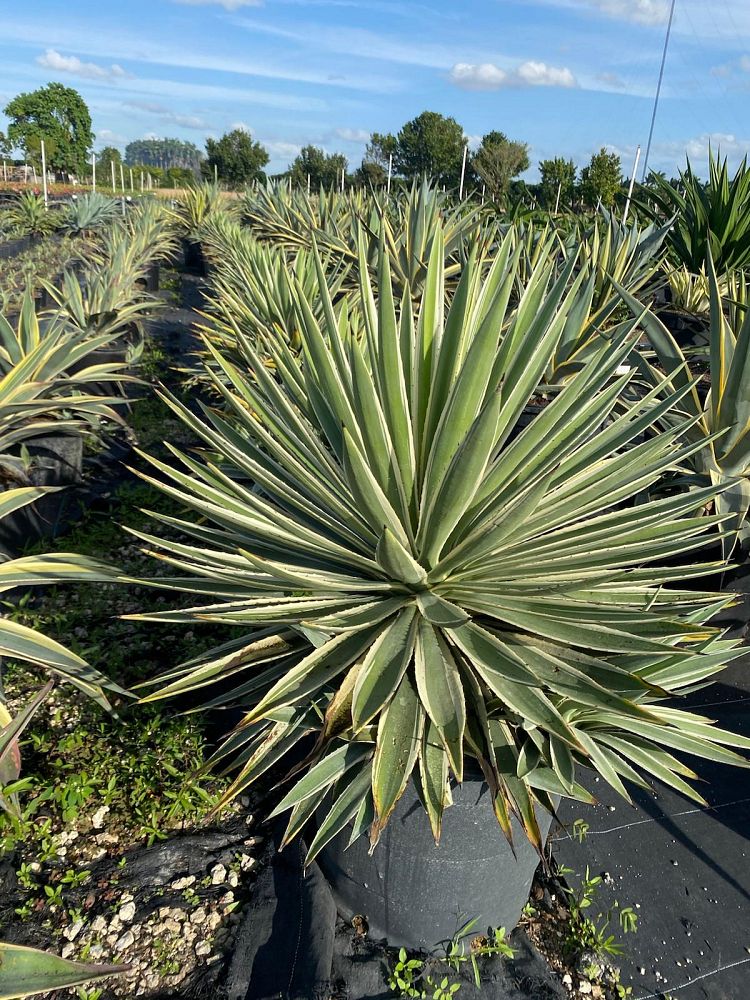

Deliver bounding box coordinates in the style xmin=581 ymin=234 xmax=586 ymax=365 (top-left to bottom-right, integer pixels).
xmin=459 ymin=144 xmax=468 ymax=200
xmin=623 ymin=145 xmax=642 ymax=224
xmin=387 ymin=153 xmax=393 ymax=195
xmin=92 ymin=152 xmax=96 ymax=192
xmin=642 ymin=0 xmax=677 ymax=182
xmin=41 ymin=140 xmax=48 ymax=208
xmin=554 ymin=181 xmax=562 ymax=215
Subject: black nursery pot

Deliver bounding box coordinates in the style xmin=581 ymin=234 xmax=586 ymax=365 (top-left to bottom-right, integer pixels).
xmin=317 ymin=773 xmax=553 ymax=951
xmin=657 ymin=309 xmax=709 ymax=349
xmin=0 ymin=434 xmax=84 ymax=557
xmin=135 ymin=262 xmax=160 ymax=293
xmin=182 ymin=238 xmax=208 ymax=277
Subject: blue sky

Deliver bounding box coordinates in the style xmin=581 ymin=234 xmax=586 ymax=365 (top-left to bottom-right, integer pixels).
xmin=0 ymin=0 xmax=749 ymax=179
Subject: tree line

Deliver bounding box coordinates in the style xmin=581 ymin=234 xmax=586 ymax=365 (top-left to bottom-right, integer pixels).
xmin=0 ymin=82 xmax=629 ymax=206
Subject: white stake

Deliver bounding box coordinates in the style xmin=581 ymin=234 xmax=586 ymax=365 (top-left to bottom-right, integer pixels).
xmin=214 ymin=163 xmax=218 ymax=184
xmin=481 ymin=183 xmax=485 ymax=205
xmin=120 ymin=161 xmax=125 ymax=193
xmin=307 ymin=173 xmax=311 ymax=196
xmin=340 ymin=168 xmax=345 ymax=193
xmin=111 ymin=160 xmax=116 ymax=192
xmin=130 ymin=168 xmax=134 ymax=192
xmin=92 ymin=152 xmax=96 ymax=192
xmin=40 ymin=140 xmax=48 ymax=208
xmin=459 ymin=143 xmax=468 ymax=200
xmin=554 ymin=180 xmax=562 ymax=215
xmin=623 ymin=145 xmax=642 ymax=224
xmin=387 ymin=153 xmax=393 ymax=195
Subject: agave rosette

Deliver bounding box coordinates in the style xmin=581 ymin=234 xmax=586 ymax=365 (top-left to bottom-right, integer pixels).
xmin=132 ymin=228 xmax=749 ymax=862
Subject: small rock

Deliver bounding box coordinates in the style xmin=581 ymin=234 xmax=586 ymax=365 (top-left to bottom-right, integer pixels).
xmin=578 ymin=982 xmax=592 ymax=996
xmin=172 ymin=876 xmax=196 ymax=890
xmin=92 ymin=805 xmax=110 ymax=829
xmin=207 ymin=911 xmax=222 ymax=931
xmin=195 ymin=941 xmax=211 ymax=957
xmin=190 ymin=907 xmax=207 ymax=925
xmin=88 ymin=944 xmax=104 ymax=960
xmin=228 ymin=871 xmax=239 ymax=887
xmin=61 ymin=942 xmax=76 ymax=960
xmin=239 ymin=854 xmax=255 ymax=872
xmin=561 ymin=973 xmax=573 ymax=990
xmin=114 ymin=930 xmax=134 ymax=953
xmin=64 ymin=920 xmax=84 ymax=942
xmin=91 ymin=915 xmax=108 ymax=935
xmin=118 ymin=901 xmax=136 ymax=923
xmin=164 ymin=918 xmax=182 ymax=934
xmin=219 ymin=891 xmax=235 ymax=906
xmin=210 ymin=864 xmax=227 ymax=885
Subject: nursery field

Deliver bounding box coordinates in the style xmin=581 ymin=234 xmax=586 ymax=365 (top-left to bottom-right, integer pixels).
xmin=1 ymin=158 xmax=750 ymax=1000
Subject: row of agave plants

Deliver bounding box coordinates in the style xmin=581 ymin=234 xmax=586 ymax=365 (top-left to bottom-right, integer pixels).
xmin=3 ymin=171 xmax=750 ymax=990
xmin=0 ymin=197 xmax=186 ymax=995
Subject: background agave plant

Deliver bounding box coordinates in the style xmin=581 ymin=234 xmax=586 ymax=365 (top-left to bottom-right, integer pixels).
xmin=641 ymin=153 xmax=750 ymax=273
xmin=626 ymin=248 xmax=750 ymax=555
xmin=131 ymin=229 xmax=749 ymax=863
xmin=60 ymin=192 xmax=121 ymax=238
xmin=5 ymin=192 xmax=57 ymax=238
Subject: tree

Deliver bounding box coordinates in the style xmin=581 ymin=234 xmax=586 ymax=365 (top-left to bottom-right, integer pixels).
xmin=4 ymin=83 xmax=93 ymax=174
xmin=539 ymin=157 xmax=577 ymax=209
xmin=289 ymin=145 xmax=348 ymax=191
xmin=97 ymin=146 xmax=121 ymax=184
xmin=394 ymin=111 xmax=465 ymax=186
xmin=472 ymin=131 xmax=529 ymax=204
xmin=579 ymin=148 xmax=623 ymax=208
xmin=354 ymin=159 xmax=387 ymax=189
xmin=202 ymin=128 xmax=269 ymax=187
xmin=124 ymin=138 xmax=202 ymax=173
xmin=364 ymin=132 xmax=397 ymax=170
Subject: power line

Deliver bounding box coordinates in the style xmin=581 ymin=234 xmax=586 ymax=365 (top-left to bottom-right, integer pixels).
xmin=642 ymin=0 xmax=678 ymax=181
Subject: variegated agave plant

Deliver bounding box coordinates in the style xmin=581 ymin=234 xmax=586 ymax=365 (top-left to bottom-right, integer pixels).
xmin=132 ymin=228 xmax=749 ymax=864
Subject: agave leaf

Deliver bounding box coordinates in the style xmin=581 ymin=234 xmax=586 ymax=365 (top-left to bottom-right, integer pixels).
xmin=0 ymin=941 xmax=126 ymax=1000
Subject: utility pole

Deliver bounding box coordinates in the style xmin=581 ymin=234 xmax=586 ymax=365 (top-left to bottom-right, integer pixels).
xmin=41 ymin=140 xmax=48 ymax=208
xmin=459 ymin=144 xmax=468 ymax=200
xmin=642 ymin=0 xmax=677 ymax=182
xmin=623 ymin=145 xmax=642 ymax=224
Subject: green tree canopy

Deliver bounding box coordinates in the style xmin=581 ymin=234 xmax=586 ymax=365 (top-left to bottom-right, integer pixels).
xmin=472 ymin=131 xmax=529 ymax=204
xmin=124 ymin=138 xmax=202 ymax=173
xmin=4 ymin=83 xmax=93 ymax=174
xmin=354 ymin=159 xmax=388 ymax=189
xmin=579 ymin=148 xmax=623 ymax=208
xmin=539 ymin=157 xmax=577 ymax=209
xmin=289 ymin=145 xmax=348 ymax=191
xmin=202 ymin=128 xmax=269 ymax=187
xmin=394 ymin=111 xmax=465 ymax=186
xmin=364 ymin=132 xmax=397 ymax=170
xmin=97 ymin=145 xmax=122 ymax=183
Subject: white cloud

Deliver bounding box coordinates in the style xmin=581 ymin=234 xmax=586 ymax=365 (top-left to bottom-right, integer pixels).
xmin=174 ymin=0 xmax=262 ymax=9
xmin=264 ymin=139 xmax=302 ymax=159
xmin=36 ymin=48 xmax=129 ymax=80
xmin=334 ymin=127 xmax=370 ymax=143
xmin=579 ymin=0 xmax=669 ymax=25
xmin=450 ymin=60 xmax=577 ymax=91
xmin=516 ymin=61 xmax=577 ymax=87
xmin=596 ymin=71 xmax=626 ymax=89
xmin=125 ymin=101 xmax=209 ymax=130
xmin=230 ymin=121 xmax=254 ymax=133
